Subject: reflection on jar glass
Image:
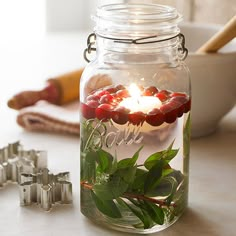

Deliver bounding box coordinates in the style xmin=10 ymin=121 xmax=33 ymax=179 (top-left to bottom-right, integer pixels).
xmin=80 ymin=2 xmax=191 ymax=234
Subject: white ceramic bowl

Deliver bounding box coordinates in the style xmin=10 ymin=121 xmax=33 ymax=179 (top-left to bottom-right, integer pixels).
xmin=180 ymin=23 xmax=236 ymax=138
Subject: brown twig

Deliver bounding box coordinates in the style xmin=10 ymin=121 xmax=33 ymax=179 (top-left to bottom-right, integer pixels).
xmin=81 ymin=181 xmax=93 ymax=190
xmin=80 ymin=181 xmax=176 ymax=207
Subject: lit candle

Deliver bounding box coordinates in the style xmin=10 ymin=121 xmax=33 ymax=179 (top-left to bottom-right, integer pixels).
xmin=113 ymin=84 xmax=167 ymax=133
xmin=118 ymin=83 xmax=162 ymax=113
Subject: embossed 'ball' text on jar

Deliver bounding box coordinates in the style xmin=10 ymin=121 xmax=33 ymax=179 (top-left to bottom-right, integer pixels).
xmin=80 ymin=3 xmax=191 ymax=234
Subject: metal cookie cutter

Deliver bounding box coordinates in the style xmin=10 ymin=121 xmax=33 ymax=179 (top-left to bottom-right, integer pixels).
xmin=20 ymin=168 xmax=73 ymax=211
xmin=0 ymin=141 xmax=47 ymax=187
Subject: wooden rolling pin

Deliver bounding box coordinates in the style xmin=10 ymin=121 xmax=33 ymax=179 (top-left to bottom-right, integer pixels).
xmin=8 ymin=68 xmax=84 ymax=110
xmin=197 ymin=15 xmax=236 ymax=53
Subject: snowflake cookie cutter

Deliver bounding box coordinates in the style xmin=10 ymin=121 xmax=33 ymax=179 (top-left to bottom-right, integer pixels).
xmin=19 ymin=168 xmax=73 ymax=211
xmin=0 ymin=141 xmax=47 ymax=187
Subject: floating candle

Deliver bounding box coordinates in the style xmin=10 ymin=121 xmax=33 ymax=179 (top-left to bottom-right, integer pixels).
xmin=118 ymin=83 xmax=162 ymax=113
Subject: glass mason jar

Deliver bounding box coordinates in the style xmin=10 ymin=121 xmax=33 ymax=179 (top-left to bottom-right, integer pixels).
xmin=80 ymin=2 xmax=191 ymax=234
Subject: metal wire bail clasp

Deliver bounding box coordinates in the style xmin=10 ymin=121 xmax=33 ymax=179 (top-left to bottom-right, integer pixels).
xmin=177 ymin=33 xmax=188 ymax=61
xmin=84 ymin=33 xmax=97 ymax=63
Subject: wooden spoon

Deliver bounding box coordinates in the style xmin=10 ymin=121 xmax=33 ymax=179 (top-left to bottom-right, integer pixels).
xmin=197 ymin=15 xmax=236 ymax=53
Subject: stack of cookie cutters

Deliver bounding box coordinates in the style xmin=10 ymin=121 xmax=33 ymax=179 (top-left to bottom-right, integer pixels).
xmin=0 ymin=141 xmax=73 ymax=211
xmin=0 ymin=141 xmax=47 ymax=186
xmin=20 ymin=168 xmax=73 ymax=211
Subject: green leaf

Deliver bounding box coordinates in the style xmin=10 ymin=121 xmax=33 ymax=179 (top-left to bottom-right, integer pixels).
xmin=141 ymin=209 xmax=154 ymax=229
xmin=143 ymin=201 xmax=165 ymax=225
xmin=91 ymin=191 xmax=121 ymax=218
xmin=126 ymin=198 xmax=142 ymax=208
xmin=131 ymin=169 xmax=148 ymax=191
xmin=131 ymin=145 xmax=143 ymax=160
xmin=93 ymin=183 xmax=116 ymax=200
xmin=163 ymin=140 xmax=179 ymax=163
xmin=96 ymin=149 xmax=114 ymax=173
xmin=122 ymin=199 xmax=153 ymax=229
xmin=144 ymin=160 xmax=164 ymax=194
xmin=116 ymin=197 xmax=128 ymax=208
xmin=117 ymin=158 xmax=134 ymax=169
xmin=144 ymin=146 xmax=178 ymax=170
xmin=162 ymin=168 xmax=174 ymax=177
xmin=117 ymin=146 xmax=143 ymax=169
xmin=164 ymin=149 xmax=179 ymax=163
xmin=93 ymin=173 xmax=128 ymax=200
xmin=80 ymin=151 xmax=97 ymax=182
xmin=118 ymin=166 xmax=137 ymax=184
xmin=144 ymin=151 xmax=164 ymax=170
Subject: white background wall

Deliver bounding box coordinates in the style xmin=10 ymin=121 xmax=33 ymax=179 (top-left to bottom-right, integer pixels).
xmin=46 ymin=0 xmax=89 ymax=31
xmin=46 ymin=0 xmax=120 ymax=31
xmin=193 ymin=0 xmax=236 ymax=24
xmin=0 ymin=0 xmax=46 ymax=40
xmin=45 ymin=0 xmax=236 ymax=32
xmin=0 ymin=0 xmax=235 ymax=37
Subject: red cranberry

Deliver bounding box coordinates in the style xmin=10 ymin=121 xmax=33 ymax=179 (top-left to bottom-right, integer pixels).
xmin=99 ymin=94 xmax=114 ymax=104
xmin=155 ymin=90 xmax=170 ymax=102
xmin=95 ymin=104 xmax=114 ymax=121
xmin=87 ymin=94 xmax=100 ymax=102
xmin=161 ymin=90 xmax=171 ymax=96
xmin=106 ymin=87 xmax=117 ymax=94
xmin=146 ymin=108 xmax=164 ymax=126
xmin=143 ymin=86 xmax=159 ymax=96
xmin=81 ymin=101 xmax=99 ymax=119
xmin=95 ymin=90 xmax=110 ymax=97
xmin=112 ymin=106 xmax=130 ymax=125
xmin=87 ymin=100 xmax=100 ymax=108
xmin=170 ymin=92 xmax=187 ymax=98
xmin=169 ymin=97 xmax=185 ymax=117
xmin=160 ymin=103 xmax=178 ymax=124
xmin=112 ymin=94 xmax=123 ymax=103
xmin=171 ymin=96 xmax=191 ymax=114
xmin=170 ymin=92 xmax=191 ymax=112
xmin=129 ymin=112 xmax=146 ymax=126
xmin=116 ymin=89 xmax=130 ymax=98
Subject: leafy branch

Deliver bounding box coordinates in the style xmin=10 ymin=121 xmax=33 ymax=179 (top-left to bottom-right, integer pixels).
xmin=81 ymin=139 xmax=185 ymax=229
xmin=81 ymin=182 xmax=176 ymax=207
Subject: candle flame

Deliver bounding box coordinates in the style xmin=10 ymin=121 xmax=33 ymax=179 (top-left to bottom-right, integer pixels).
xmin=119 ymin=84 xmax=162 ymax=114
xmin=129 ymin=83 xmax=141 ymax=100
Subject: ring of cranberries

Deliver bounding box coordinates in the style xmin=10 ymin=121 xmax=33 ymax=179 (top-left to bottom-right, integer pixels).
xmin=81 ymin=86 xmax=190 ymax=126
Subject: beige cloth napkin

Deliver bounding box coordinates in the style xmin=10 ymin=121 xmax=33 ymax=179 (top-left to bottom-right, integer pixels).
xmin=17 ymin=101 xmax=80 ymax=136
xmin=16 ymin=74 xmax=114 ymax=136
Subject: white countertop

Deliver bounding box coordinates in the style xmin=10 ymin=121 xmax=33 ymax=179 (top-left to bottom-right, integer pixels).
xmin=0 ymin=33 xmax=235 ymax=236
